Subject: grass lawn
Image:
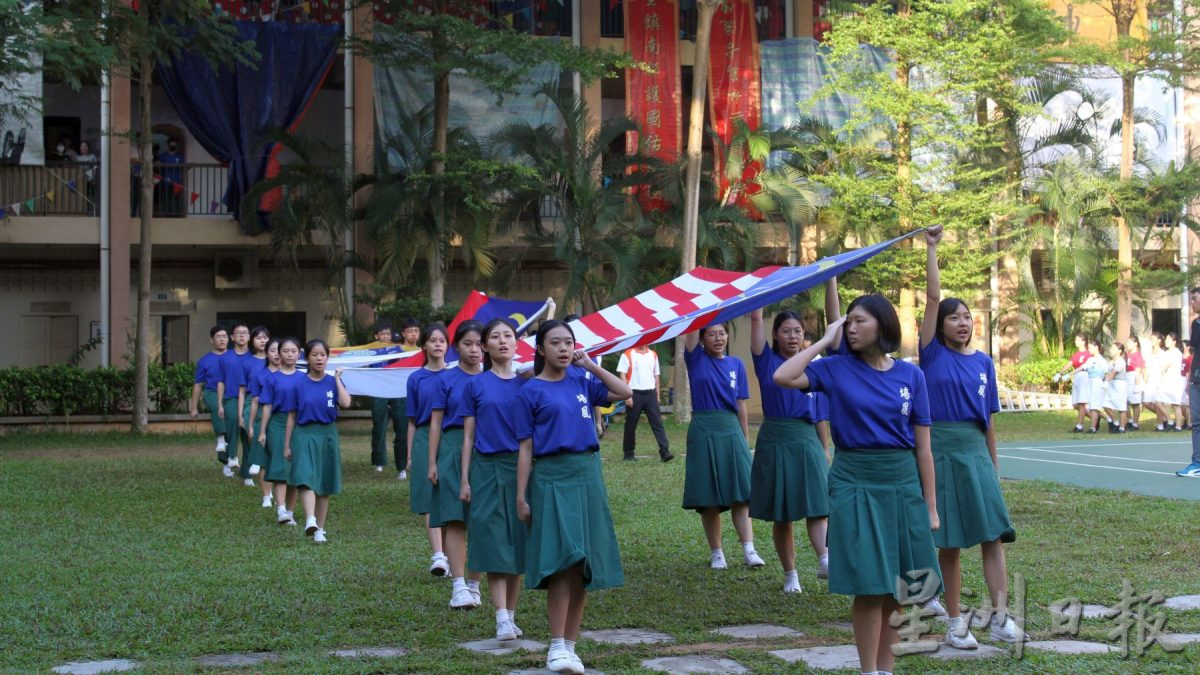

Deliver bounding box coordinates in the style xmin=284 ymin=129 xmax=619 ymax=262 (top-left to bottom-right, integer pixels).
xmin=1 ymin=411 xmax=1198 ymax=673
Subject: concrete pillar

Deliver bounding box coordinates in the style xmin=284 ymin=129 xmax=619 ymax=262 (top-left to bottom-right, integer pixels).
xmin=352 ymin=5 xmax=376 ymax=324
xmin=795 ymin=0 xmax=814 ymax=39
xmin=580 ymin=0 xmax=602 ymax=123
xmin=108 ymin=73 xmax=133 ymax=366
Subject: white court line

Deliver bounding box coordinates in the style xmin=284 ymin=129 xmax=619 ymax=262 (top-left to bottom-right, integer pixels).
xmin=998 ymin=454 xmax=1176 ymax=476
xmin=1006 ymin=447 xmax=1183 ymax=465
xmin=1003 ymin=440 xmax=1188 ymax=449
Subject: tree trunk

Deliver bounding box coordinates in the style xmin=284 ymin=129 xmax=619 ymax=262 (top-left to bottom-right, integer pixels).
xmin=993 ymin=98 xmax=1023 ymax=364
xmin=429 ymin=8 xmax=449 ymax=308
xmin=674 ymin=0 xmax=717 ymax=424
xmin=895 ymin=0 xmax=915 ymax=356
xmin=1116 ymin=68 xmax=1134 ymax=342
xmin=132 ymin=47 xmax=153 ymax=433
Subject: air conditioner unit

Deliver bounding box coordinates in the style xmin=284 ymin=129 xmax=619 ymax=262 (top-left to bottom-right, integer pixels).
xmin=214 ymin=251 xmax=259 ymax=290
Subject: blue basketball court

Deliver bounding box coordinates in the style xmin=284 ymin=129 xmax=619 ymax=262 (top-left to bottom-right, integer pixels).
xmin=999 ymin=435 xmax=1199 ymax=500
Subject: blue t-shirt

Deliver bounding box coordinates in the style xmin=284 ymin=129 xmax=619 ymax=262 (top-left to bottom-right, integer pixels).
xmin=461 ymin=371 xmax=526 ymax=454
xmin=406 ymin=368 xmax=445 ymax=427
xmin=805 ymin=355 xmax=932 ymax=451
xmin=684 ymin=345 xmax=749 ymax=413
xmin=259 ymin=370 xmax=302 ymax=413
xmin=194 ymin=352 xmax=222 ymax=391
xmin=239 ymin=353 xmax=268 ymax=395
xmin=248 ymin=366 xmax=275 ymax=400
xmin=432 ymin=367 xmax=480 ymax=430
xmin=296 ymin=374 xmax=339 ymax=425
xmin=218 ymin=350 xmax=246 ymax=400
xmin=752 ymin=347 xmax=827 ymax=423
xmin=516 ymin=372 xmax=611 ymax=457
xmin=919 ymin=339 xmax=1000 ymax=426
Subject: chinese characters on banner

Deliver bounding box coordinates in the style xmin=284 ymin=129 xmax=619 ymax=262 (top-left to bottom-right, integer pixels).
xmin=707 ymin=0 xmax=762 ymax=212
xmin=624 ymin=0 xmax=681 ymax=209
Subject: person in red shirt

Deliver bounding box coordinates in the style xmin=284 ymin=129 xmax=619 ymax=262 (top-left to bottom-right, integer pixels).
xmin=1125 ymin=336 xmax=1146 ymax=431
xmin=1053 ymin=334 xmax=1092 ymax=432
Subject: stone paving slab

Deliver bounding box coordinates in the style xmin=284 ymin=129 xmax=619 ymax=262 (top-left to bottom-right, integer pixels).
xmin=459 ymin=638 xmax=546 ymax=656
xmin=582 ymin=628 xmax=675 ymax=645
xmin=1164 ymin=595 xmax=1200 ymax=611
xmin=1049 ymin=602 xmax=1112 ymax=621
xmin=194 ymin=652 xmax=279 ymax=667
xmin=769 ymin=645 xmax=859 ymax=671
xmin=1161 ymin=633 xmax=1200 ymax=648
xmin=820 ymin=622 xmax=854 ymax=633
xmin=642 ymin=656 xmax=749 ymax=674
xmin=329 ymin=647 xmax=409 ymax=659
xmin=927 ymin=643 xmax=1008 ymax=661
xmin=1024 ymin=640 xmax=1117 ymax=655
xmin=51 ymin=660 xmax=139 ymax=675
xmin=510 ymin=670 xmax=605 ymax=675
xmin=711 ymin=624 xmax=804 ymax=639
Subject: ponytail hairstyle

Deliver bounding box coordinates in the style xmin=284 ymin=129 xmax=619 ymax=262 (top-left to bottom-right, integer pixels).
xmin=934 ymin=297 xmax=972 ymax=345
xmin=771 ymin=310 xmax=805 ymax=355
xmin=249 ymin=326 xmax=270 ymax=356
xmin=305 ymin=338 xmax=329 ymax=359
xmin=1075 ymin=332 xmax=1089 ymax=350
xmin=454 ymin=319 xmax=484 ymax=347
xmin=1127 ymin=334 xmax=1141 ymax=352
xmin=533 ymin=319 xmax=575 ymax=375
xmin=1113 ymin=341 xmax=1127 ymax=358
xmin=481 ymin=317 xmax=516 ymax=371
xmin=1166 ymin=332 xmax=1179 ymax=350
xmin=1152 ymin=332 xmax=1164 ymax=351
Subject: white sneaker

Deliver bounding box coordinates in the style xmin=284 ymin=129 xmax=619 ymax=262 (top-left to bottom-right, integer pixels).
xmin=496 ymin=616 xmax=517 ymax=641
xmin=261 ymin=495 xmax=273 ymax=508
xmin=567 ymin=653 xmax=586 ymax=675
xmin=248 ymin=464 xmax=261 ymax=476
xmin=925 ymin=596 xmax=948 ymax=618
xmin=546 ymin=648 xmax=579 ymax=674
xmin=429 ymin=555 xmax=450 ymax=577
xmin=511 ymin=617 xmax=523 ymax=637
xmin=375 ymin=465 xmax=384 ymax=472
xmin=744 ymin=549 xmax=766 ymax=568
xmin=450 ymin=586 xmax=476 ymax=609
xmin=397 ymin=470 xmax=407 ymax=481
xmin=284 ymin=511 xmax=297 ymax=526
xmin=221 ymin=466 xmax=235 ymax=478
xmin=469 ymin=585 xmax=482 ymax=606
xmin=313 ymin=529 xmax=327 ymax=544
xmin=783 ymin=573 xmax=802 ymax=594
xmin=945 ymin=617 xmax=978 ymax=650
xmin=242 ymin=478 xmax=255 ymax=487
xmin=228 ymin=456 xmax=241 ymax=471
xmin=989 ymin=614 xmax=1027 ymax=643
xmin=277 ymin=507 xmax=290 ymax=524
xmin=216 ymin=440 xmax=227 ymax=452
xmin=305 ymin=515 xmax=318 ymax=536
xmin=817 ymin=554 xmax=829 ymax=580
xmin=710 ymin=550 xmax=727 ymax=570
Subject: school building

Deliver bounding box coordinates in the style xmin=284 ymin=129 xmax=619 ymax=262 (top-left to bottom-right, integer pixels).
xmin=0 ymin=0 xmax=1197 ymax=375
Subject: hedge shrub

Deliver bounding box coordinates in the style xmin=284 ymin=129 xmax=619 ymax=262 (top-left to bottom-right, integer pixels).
xmin=0 ymin=363 xmax=196 ymax=417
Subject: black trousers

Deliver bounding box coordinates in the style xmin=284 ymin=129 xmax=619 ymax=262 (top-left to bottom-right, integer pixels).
xmin=623 ymin=389 xmax=670 ymax=458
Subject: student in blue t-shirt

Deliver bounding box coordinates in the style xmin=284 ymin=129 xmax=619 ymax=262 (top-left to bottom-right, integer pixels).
xmin=682 ymin=322 xmax=765 ymax=571
xmin=515 ymin=320 xmax=631 ymax=675
xmin=247 ymin=336 xmax=279 ymax=510
xmin=407 ymin=324 xmax=451 ymax=576
xmin=216 ymin=323 xmax=249 ymax=478
xmin=258 ymin=338 xmax=304 ymax=526
xmin=920 ymin=226 xmax=1021 ymax=648
xmin=774 ymin=293 xmax=940 ymax=675
xmin=237 ymin=327 xmax=271 ymax=498
xmin=460 ymin=318 xmax=528 ymax=642
xmin=749 ymin=305 xmax=831 ymax=595
xmin=284 ymin=339 xmax=350 ymax=544
xmin=428 ymin=321 xmax=486 ymax=610
xmin=190 ymin=325 xmax=230 ymax=464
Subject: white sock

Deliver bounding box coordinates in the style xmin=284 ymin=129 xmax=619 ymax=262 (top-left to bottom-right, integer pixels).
xmin=467 ymin=579 xmax=480 ymax=592
xmin=819 ymin=553 xmax=829 ymax=563
xmin=433 ymin=551 xmax=445 ymax=560
xmin=565 ymin=639 xmax=576 ymax=654
xmin=217 ymin=434 xmax=226 ymax=445
xmin=549 ymin=637 xmax=566 ymax=652
xmin=784 ymin=569 xmax=799 ymax=582
xmin=742 ymin=541 xmax=757 ymax=555
xmin=452 ymin=576 xmax=466 ymax=591
xmin=496 ymin=609 xmax=507 ymax=622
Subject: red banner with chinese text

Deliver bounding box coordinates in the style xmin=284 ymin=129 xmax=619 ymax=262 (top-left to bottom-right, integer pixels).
xmin=625 ymin=0 xmax=681 ymax=210
xmin=708 ymin=0 xmax=761 ymax=213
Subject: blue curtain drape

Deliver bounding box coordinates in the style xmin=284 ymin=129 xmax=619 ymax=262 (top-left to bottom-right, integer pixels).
xmin=156 ymin=20 xmax=341 ymax=232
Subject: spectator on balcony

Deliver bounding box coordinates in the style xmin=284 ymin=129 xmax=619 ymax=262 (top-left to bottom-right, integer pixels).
xmin=53 ymin=134 xmax=77 ymax=162
xmin=157 ymin=138 xmax=186 ymax=216
xmin=75 ymin=141 xmax=98 ymax=216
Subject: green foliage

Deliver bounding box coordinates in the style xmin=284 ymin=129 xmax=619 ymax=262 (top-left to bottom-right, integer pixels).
xmin=0 ymin=363 xmax=194 ymax=417
xmin=1000 ymin=355 xmax=1070 ymax=392
xmin=65 ymin=335 xmax=105 ymax=368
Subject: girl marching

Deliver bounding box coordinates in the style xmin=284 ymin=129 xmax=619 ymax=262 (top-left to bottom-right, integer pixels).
xmin=217 ymin=323 xmax=249 ymax=479
xmin=407 ymin=324 xmax=451 ymax=575
xmin=428 ymin=321 xmax=486 ymax=609
xmin=774 ymin=293 xmax=940 ymax=675
xmin=190 ymin=326 xmax=231 ymax=471
xmin=246 ymin=335 xmax=278 ymax=509
xmin=1052 ymin=334 xmax=1091 ymax=433
xmin=284 ymin=339 xmax=351 ymax=543
xmin=1103 ymin=342 xmax=1129 ymax=434
xmin=920 ymin=226 xmax=1021 ymax=649
xmin=516 ymin=320 xmax=631 ymax=675
xmin=237 ymin=326 xmax=271 ymax=502
xmin=682 ymin=322 xmax=765 ymax=571
xmin=258 ymin=338 xmax=304 ymax=526
xmin=460 ymin=318 xmax=528 ymax=641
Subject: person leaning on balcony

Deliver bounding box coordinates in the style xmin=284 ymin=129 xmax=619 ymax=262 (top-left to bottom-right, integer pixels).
xmin=157 ymin=138 xmax=186 ymax=216
xmin=75 ymin=141 xmax=98 ymax=216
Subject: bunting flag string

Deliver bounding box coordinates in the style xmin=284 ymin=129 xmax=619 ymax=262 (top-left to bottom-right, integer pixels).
xmin=0 ymin=174 xmax=201 ymax=221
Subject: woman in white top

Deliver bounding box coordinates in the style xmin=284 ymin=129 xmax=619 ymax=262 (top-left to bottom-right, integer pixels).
xmin=1076 ymin=340 xmax=1108 ymax=434
xmin=1125 ymin=336 xmax=1146 ymax=431
xmin=1102 ymin=342 xmax=1128 ymax=433
xmin=1157 ymin=333 xmax=1185 ymax=431
xmin=1144 ymin=334 xmax=1164 ymax=426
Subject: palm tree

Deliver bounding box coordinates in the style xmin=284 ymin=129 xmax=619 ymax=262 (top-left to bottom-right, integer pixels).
xmin=491 ymin=85 xmax=653 ymax=314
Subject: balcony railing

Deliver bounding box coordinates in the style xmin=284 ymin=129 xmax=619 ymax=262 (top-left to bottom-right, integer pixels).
xmin=485 ymin=0 xmax=573 ymax=37
xmin=600 ymin=0 xmax=786 ymax=41
xmin=134 ymin=163 xmax=231 ymax=218
xmin=0 ymin=162 xmax=232 ymax=218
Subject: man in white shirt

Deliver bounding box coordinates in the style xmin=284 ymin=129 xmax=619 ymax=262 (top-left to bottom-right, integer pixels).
xmin=617 ymin=344 xmax=674 ymax=462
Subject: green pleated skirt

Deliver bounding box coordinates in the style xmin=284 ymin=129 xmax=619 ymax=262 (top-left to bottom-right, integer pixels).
xmin=750 ymin=417 xmax=830 ymax=522
xmin=827 ymin=448 xmax=942 ymax=600
xmin=238 ymin=400 xmax=268 ymax=479
xmin=467 ymin=451 xmax=525 ymax=575
xmin=222 ymin=397 xmax=241 ymax=461
xmin=409 ymin=425 xmax=432 ymax=515
xmin=288 ymin=422 xmax=343 ymax=496
xmin=931 ymin=421 xmax=1016 ymax=549
xmin=682 ymin=411 xmax=752 ymax=512
xmin=201 ymin=389 xmax=223 ymax=436
xmin=429 ymin=427 xmax=468 ymax=528
xmin=263 ymin=413 xmax=290 ymax=483
xmin=525 ymin=451 xmax=624 ymax=591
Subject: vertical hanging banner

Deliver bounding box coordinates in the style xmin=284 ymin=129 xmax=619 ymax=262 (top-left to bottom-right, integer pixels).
xmin=624 ymin=0 xmax=681 ymax=209
xmin=0 ymin=0 xmax=46 ymax=165
xmin=708 ymin=0 xmax=761 ymax=207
